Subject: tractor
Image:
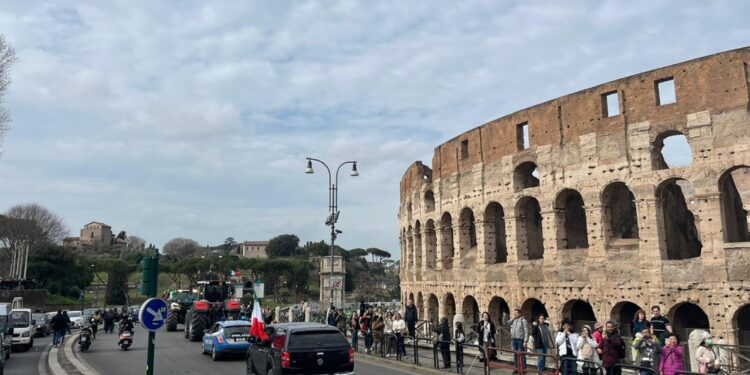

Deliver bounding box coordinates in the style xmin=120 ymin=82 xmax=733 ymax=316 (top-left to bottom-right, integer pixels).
xmin=184 ymin=279 xmax=242 ymax=341
xmin=165 ymin=289 xmax=199 ymax=332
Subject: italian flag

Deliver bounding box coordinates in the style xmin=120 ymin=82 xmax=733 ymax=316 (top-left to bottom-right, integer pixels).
xmin=249 ymin=296 xmax=269 ymax=340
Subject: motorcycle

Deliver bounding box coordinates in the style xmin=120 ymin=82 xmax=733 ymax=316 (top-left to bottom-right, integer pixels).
xmin=78 ymin=325 xmax=92 ymax=352
xmin=118 ymin=330 xmax=133 ymax=350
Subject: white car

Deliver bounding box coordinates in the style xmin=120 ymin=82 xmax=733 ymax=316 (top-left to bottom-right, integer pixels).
xmin=67 ymin=311 xmax=83 ymax=328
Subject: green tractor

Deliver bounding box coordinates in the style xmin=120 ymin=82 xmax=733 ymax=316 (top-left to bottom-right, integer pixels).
xmin=184 ymin=279 xmax=242 ymax=341
xmin=165 ymin=289 xmax=199 ymax=332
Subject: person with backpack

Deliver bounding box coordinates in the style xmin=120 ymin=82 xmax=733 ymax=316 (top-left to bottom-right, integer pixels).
xmin=555 ymin=319 xmax=579 ymax=375
xmin=600 ymin=321 xmax=624 ymax=375
xmin=504 ymin=309 xmax=530 ymax=374
xmin=530 ymin=313 xmax=555 ymax=375
xmin=577 ymin=325 xmax=600 ymax=375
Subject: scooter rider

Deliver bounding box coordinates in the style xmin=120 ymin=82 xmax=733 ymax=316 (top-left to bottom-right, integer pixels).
xmin=119 ymin=316 xmax=134 ymax=335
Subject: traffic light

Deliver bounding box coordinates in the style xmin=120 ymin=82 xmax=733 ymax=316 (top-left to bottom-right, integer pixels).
xmin=140 ymin=256 xmax=158 ymax=297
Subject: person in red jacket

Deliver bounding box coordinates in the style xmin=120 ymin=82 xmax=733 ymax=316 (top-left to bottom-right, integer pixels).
xmin=600 ymin=321 xmax=623 ymax=375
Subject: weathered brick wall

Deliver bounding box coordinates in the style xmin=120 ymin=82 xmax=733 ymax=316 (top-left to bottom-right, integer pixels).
xmin=398 ymin=47 xmax=750 ymax=345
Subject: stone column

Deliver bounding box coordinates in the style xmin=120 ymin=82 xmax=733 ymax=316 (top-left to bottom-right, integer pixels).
xmin=585 ymin=204 xmax=607 ymax=258
xmin=635 ymin=196 xmax=663 ymax=283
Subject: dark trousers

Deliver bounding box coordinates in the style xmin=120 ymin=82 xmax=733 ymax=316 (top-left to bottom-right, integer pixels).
xmin=351 ymin=330 xmax=358 ymax=351
xmin=407 ymin=321 xmax=416 ymax=337
xmin=512 ymin=338 xmax=527 ymax=369
xmin=605 ymin=366 xmax=622 ymax=375
xmin=561 ymin=354 xmax=576 ymax=375
xmin=365 ymin=332 xmax=373 ymax=349
xmin=456 ymin=343 xmax=464 ymax=368
xmin=440 ymin=342 xmax=451 ymax=367
xmin=396 ymin=332 xmax=406 ymax=357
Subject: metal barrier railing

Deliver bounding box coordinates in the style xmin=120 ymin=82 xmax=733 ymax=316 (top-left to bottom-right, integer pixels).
xmin=484 ymin=346 xmax=523 ymax=374
xmin=457 ymin=342 xmax=487 ymax=375
xmin=433 ymin=340 xmax=453 ymax=369
xmin=409 ymin=336 xmax=433 ymax=366
xmin=675 ymin=371 xmax=704 ymax=375
xmin=382 ymin=333 xmax=401 ymax=360
xmin=524 ymin=351 xmax=560 ymax=374
xmin=612 ymin=363 xmax=657 ymax=374
xmin=560 ymin=357 xmax=603 ymax=374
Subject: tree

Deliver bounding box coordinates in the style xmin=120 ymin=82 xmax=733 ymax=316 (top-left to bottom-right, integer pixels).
xmin=163 ymin=237 xmax=202 ymax=259
xmin=1 ymin=203 xmax=69 ymax=247
xmin=348 ymin=248 xmax=368 ymax=258
xmin=285 ymin=259 xmax=313 ymax=300
xmin=223 ymin=237 xmax=238 ymax=255
xmin=266 ymin=234 xmax=300 ymax=258
xmin=125 ymin=235 xmax=146 ymax=253
xmin=0 ymin=34 xmax=16 ymax=156
xmin=366 ymin=248 xmax=391 ymax=263
xmin=304 ymin=240 xmax=329 ymax=257
xmin=27 ymin=245 xmax=93 ymax=299
xmin=105 ymin=259 xmax=129 ymax=305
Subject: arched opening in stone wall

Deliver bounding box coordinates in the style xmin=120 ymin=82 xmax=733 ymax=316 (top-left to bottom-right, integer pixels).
xmin=658 ymin=178 xmax=702 ymax=260
xmin=669 ymin=302 xmax=709 ymax=343
xmin=602 ymin=182 xmax=640 ymax=242
xmin=516 ymin=197 xmax=544 ymax=260
xmin=407 ymin=201 xmax=413 ymax=222
xmin=555 ymin=189 xmax=589 ymax=249
xmin=652 ymin=131 xmax=693 ymax=170
xmin=408 ymin=292 xmax=415 ymax=305
xmin=611 ymin=301 xmax=643 ymax=338
xmin=459 ymin=208 xmax=478 ymax=259
xmin=427 ymin=294 xmax=439 ymax=323
xmin=484 ymin=202 xmax=507 ymax=263
xmin=407 ymin=226 xmax=414 ymax=269
xmin=489 ymin=297 xmax=511 ymax=346
xmin=462 ymin=295 xmax=480 ymax=331
xmin=400 ymin=228 xmax=407 ymax=266
xmin=514 ymin=162 xmax=540 ymax=191
xmin=417 ymin=292 xmax=424 ymax=319
xmin=424 ymin=190 xmax=435 ymax=213
xmin=440 ymin=212 xmax=455 ymax=259
xmin=442 ymin=293 xmax=456 ymax=326
xmin=734 ymin=304 xmax=750 ymax=365
xmin=521 ymin=298 xmax=548 ymax=322
xmin=562 ymin=299 xmax=597 ymax=332
xmin=719 ymin=166 xmax=750 ymax=242
xmin=425 ymin=220 xmax=437 ymax=269
xmin=414 ymin=221 xmax=423 ymax=270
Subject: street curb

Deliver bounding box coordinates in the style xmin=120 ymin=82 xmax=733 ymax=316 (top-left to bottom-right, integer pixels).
xmin=356 ymin=353 xmax=452 ymax=374
xmin=66 ymin=333 xmax=99 ymax=375
xmin=47 ymin=345 xmax=66 ymax=375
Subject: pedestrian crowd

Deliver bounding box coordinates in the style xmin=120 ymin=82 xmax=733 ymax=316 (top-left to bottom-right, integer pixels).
xmin=329 ymin=301 xmax=725 ymax=375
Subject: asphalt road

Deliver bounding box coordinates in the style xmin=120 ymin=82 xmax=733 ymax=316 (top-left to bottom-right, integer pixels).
xmin=4 ymin=333 xmax=51 ymax=375
xmin=79 ymin=325 xmax=415 ymax=375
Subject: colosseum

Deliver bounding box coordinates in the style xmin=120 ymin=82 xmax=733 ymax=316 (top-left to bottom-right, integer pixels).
xmin=398 ymin=47 xmax=750 ymax=350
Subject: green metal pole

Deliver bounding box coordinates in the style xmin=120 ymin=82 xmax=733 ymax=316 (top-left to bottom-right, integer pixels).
xmin=146 ymin=249 xmax=160 ymax=375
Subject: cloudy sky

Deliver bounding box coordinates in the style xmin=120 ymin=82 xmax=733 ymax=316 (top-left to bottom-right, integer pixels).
xmin=0 ymin=1 xmax=748 ymax=256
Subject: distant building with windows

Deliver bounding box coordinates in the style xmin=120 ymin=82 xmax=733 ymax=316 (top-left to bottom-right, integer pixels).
xmin=241 ymin=241 xmax=269 ymax=259
xmin=80 ymin=222 xmax=113 ymax=247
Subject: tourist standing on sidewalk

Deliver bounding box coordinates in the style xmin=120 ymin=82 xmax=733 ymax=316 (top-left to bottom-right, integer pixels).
xmin=384 ymin=312 xmax=395 ymax=357
xmin=50 ymin=310 xmax=67 ymax=348
xmin=335 ymin=308 xmax=347 ymax=333
xmin=650 ymin=305 xmax=672 ymax=344
xmin=632 ymin=327 xmax=661 ymax=375
xmin=392 ymin=312 xmax=407 ymax=358
xmin=455 ymin=322 xmax=465 ymax=369
xmin=478 ymin=311 xmax=497 ymax=361
xmin=361 ymin=307 xmax=374 ymax=354
xmin=600 ymin=321 xmax=624 ymax=375
xmin=556 ymin=319 xmax=579 ymax=375
xmin=404 ymin=301 xmax=418 ymax=338
xmin=660 ymin=333 xmax=684 ymax=375
xmin=504 ymin=309 xmax=529 ymax=374
xmin=695 ymin=331 xmax=722 ymax=374
xmin=432 ymin=317 xmax=452 ymax=369
xmin=350 ymin=311 xmax=359 ymax=352
xmin=372 ymin=314 xmax=384 ymax=355
xmin=631 ymin=309 xmax=651 ymax=338
xmin=531 ymin=313 xmax=555 ymax=374
xmin=577 ymin=325 xmax=600 ymax=375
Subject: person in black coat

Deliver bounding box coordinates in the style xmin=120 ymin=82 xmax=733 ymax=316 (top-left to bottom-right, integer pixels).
xmin=404 ymin=301 xmax=418 ymax=338
xmin=432 ymin=317 xmax=452 ymax=368
xmin=478 ymin=311 xmax=498 ymax=361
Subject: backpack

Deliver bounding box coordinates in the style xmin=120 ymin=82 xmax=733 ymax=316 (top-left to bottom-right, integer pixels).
xmin=580 ymin=340 xmax=595 ymax=360
xmin=617 ymin=339 xmax=626 ymax=359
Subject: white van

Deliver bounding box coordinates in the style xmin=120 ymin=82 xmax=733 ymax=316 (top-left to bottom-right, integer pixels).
xmin=9 ymin=308 xmax=34 ymax=350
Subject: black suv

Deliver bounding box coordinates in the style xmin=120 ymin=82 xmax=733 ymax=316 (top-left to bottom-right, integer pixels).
xmin=246 ymin=323 xmax=354 ymax=375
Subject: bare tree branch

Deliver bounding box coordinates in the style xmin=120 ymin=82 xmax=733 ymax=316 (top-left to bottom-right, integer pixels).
xmin=0 ymin=34 xmax=17 ymax=156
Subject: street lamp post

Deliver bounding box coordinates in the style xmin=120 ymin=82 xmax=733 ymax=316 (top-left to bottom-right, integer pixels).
xmin=305 ymin=157 xmax=358 ymax=309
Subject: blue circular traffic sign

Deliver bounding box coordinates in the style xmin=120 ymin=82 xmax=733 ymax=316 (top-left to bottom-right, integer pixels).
xmin=139 ymin=298 xmax=168 ymax=332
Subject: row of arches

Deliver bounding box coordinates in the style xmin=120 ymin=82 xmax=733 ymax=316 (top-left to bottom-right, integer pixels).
xmin=409 ymin=291 xmax=750 ymax=347
xmin=402 ymin=166 xmax=750 ymax=268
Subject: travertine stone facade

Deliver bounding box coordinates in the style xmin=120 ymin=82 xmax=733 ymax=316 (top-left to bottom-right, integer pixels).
xmin=399 ymin=47 xmax=750 ymax=346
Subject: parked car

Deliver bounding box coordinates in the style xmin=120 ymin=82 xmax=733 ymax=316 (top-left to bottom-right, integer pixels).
xmin=31 ymin=313 xmax=50 ymax=337
xmin=201 ymin=320 xmax=251 ymax=361
xmin=67 ymin=311 xmax=83 ymax=328
xmin=246 ymin=323 xmax=354 ymax=375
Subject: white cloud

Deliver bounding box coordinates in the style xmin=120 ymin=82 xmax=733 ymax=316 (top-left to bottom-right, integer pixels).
xmin=0 ymin=1 xmax=749 ymax=254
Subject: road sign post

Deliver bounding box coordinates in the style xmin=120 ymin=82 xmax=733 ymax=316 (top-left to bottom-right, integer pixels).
xmin=139 ymin=249 xmax=161 ymax=375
